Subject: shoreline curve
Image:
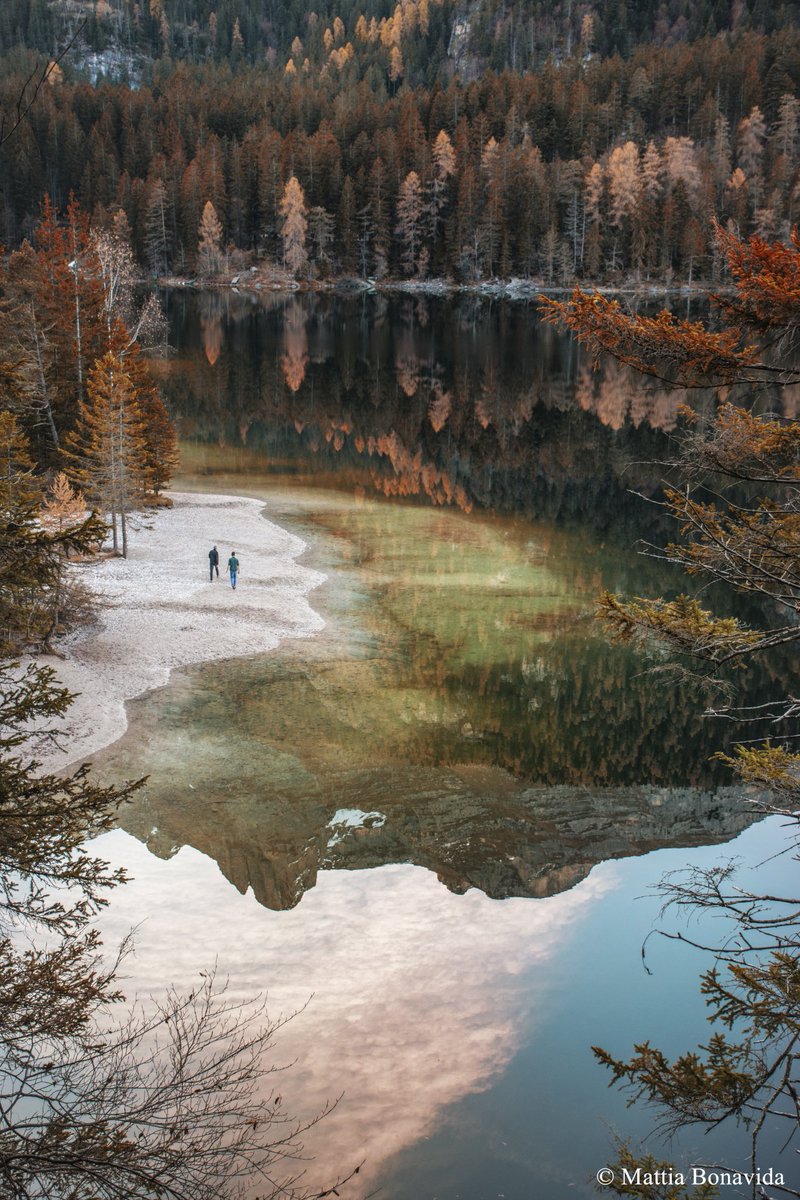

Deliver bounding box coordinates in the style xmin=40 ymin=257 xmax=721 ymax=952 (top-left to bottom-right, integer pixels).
xmin=39 ymin=490 xmax=326 ymax=772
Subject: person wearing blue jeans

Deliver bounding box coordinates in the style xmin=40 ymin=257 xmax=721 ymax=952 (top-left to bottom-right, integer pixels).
xmin=227 ymin=551 xmax=239 ymax=590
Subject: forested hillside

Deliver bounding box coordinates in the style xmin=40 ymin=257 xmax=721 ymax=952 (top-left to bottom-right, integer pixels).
xmin=1 ymin=1 xmax=799 ymax=282
xmin=4 ymin=0 xmax=798 ymax=70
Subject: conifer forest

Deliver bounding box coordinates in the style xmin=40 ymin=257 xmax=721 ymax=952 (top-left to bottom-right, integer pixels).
xmin=2 ymin=0 xmax=800 ymax=283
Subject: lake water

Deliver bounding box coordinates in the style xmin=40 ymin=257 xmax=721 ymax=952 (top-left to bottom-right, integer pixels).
xmin=90 ymin=291 xmax=797 ymax=1197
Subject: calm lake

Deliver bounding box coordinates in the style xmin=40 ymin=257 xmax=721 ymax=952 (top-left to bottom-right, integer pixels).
xmin=90 ymin=290 xmax=797 ymax=1198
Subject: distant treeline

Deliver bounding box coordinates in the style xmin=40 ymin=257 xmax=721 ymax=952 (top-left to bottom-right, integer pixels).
xmin=3 ymin=0 xmax=799 ymax=75
xmin=1 ymin=9 xmax=800 ymax=282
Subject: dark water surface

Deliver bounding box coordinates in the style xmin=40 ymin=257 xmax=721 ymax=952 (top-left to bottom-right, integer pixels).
xmin=92 ymin=292 xmax=796 ymax=1197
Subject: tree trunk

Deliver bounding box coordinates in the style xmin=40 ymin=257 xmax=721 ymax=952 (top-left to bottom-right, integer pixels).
xmin=71 ymin=262 xmax=84 ymax=406
xmin=32 ymin=318 xmax=60 ymax=453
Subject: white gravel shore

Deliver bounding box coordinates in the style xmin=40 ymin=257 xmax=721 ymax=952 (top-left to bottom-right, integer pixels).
xmin=39 ymin=491 xmax=326 ymax=771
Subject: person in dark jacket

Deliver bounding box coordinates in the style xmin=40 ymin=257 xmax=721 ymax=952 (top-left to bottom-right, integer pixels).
xmin=208 ymin=545 xmax=219 ymax=581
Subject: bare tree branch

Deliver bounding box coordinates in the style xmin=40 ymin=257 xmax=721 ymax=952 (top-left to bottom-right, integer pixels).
xmin=0 ymin=21 xmax=86 ymax=149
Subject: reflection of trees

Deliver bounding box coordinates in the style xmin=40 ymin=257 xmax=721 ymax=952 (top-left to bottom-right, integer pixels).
xmin=372 ymin=599 xmax=794 ymax=789
xmin=781 ymin=382 xmax=800 ymax=418
xmin=395 ymin=355 xmax=420 ymax=397
xmin=575 ymin=360 xmax=686 ymax=431
xmin=158 ymin=291 xmax=720 ymax=538
xmin=280 ymin=298 xmax=308 ymax=392
xmin=428 ymin=387 xmax=451 ymax=431
xmin=424 ymin=636 xmax=784 ymax=787
xmin=197 ymin=291 xmax=225 ymax=366
xmin=282 ymin=502 xmax=792 ymax=793
xmin=371 ymin=431 xmax=472 ymax=509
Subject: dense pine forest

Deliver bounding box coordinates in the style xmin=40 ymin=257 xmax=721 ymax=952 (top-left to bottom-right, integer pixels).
xmin=3 ymin=0 xmax=799 ymax=72
xmin=2 ymin=0 xmax=800 ymax=283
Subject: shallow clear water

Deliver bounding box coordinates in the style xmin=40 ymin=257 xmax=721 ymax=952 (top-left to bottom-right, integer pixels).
xmin=94 ymin=479 xmax=760 ymax=909
xmin=87 ymin=293 xmax=798 ymax=1197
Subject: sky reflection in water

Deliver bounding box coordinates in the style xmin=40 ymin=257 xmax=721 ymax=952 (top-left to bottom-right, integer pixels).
xmin=93 ymin=830 xmax=616 ymax=1197
xmin=92 ymin=819 xmax=795 ymax=1199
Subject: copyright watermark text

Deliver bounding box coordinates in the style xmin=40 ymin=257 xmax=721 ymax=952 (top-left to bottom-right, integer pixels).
xmin=595 ymin=1165 xmax=785 ymax=1188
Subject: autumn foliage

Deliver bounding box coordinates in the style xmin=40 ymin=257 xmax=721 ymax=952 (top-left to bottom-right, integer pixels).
xmin=0 ymin=196 xmax=179 ymax=556
xmin=542 ymin=223 xmax=800 ymax=720
xmin=542 ymin=222 xmax=800 ymax=389
xmin=544 ymin=223 xmax=800 ymax=1199
xmin=2 ymin=12 xmax=800 ymax=285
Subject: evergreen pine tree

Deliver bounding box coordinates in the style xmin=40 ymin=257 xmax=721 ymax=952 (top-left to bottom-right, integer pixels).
xmin=0 ymin=413 xmax=104 ymax=651
xmin=66 ymin=351 xmax=148 ymax=558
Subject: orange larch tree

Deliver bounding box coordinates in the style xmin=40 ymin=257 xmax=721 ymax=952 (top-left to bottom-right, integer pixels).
xmin=66 ymin=351 xmax=148 ymax=558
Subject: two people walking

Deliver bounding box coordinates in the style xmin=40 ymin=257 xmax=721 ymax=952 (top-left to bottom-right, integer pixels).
xmin=208 ymin=545 xmax=240 ymax=590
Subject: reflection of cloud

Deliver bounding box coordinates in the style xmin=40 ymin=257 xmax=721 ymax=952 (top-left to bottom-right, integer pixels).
xmin=92 ymin=831 xmax=616 ymax=1197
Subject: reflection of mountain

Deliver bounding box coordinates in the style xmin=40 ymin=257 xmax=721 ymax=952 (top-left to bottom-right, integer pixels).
xmin=115 ymin=766 xmax=757 ymax=912
xmin=92 ymin=831 xmax=620 ymax=1200
xmin=156 ymin=290 xmax=715 ymax=537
